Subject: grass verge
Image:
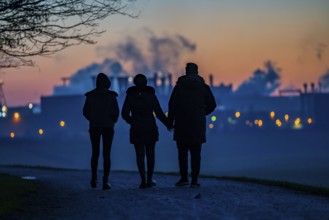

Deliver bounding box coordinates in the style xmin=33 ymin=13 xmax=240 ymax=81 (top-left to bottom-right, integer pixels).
xmin=0 ymin=173 xmax=37 ymax=217
xmin=2 ymin=164 xmax=83 ymax=171
xmin=217 ymin=176 xmax=329 ymax=198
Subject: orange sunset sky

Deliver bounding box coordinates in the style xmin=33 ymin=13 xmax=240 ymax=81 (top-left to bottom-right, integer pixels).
xmin=1 ymin=0 xmax=329 ymax=106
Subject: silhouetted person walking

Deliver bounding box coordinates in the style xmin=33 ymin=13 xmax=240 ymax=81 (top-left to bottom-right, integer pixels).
xmin=168 ymin=63 xmax=216 ymax=187
xmin=83 ymin=73 xmax=119 ymax=190
xmin=122 ymin=74 xmax=169 ymax=188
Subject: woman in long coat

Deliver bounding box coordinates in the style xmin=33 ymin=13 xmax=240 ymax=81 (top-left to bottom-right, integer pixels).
xmin=122 ymin=74 xmax=169 ymax=188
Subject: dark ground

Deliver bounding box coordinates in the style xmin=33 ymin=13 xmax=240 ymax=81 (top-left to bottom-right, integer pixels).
xmin=1 ymin=166 xmax=329 ymax=220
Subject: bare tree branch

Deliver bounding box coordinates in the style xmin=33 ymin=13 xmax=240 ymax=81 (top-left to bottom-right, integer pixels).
xmin=0 ymin=0 xmax=137 ymax=69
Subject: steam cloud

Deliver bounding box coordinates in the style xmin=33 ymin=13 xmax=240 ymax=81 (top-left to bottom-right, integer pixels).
xmin=316 ymin=43 xmax=327 ymax=61
xmin=318 ymin=69 xmax=329 ymax=92
xmin=96 ymin=29 xmax=196 ymax=75
xmin=235 ymin=61 xmax=281 ymax=96
xmin=53 ymin=30 xmax=196 ymax=95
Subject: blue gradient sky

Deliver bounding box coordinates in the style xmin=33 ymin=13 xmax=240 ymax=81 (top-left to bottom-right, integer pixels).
xmin=2 ymin=0 xmax=329 ymax=106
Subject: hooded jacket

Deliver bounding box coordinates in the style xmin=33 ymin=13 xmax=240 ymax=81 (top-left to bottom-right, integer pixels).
xmin=168 ymin=74 xmax=216 ymax=144
xmin=121 ymin=85 xmax=168 ymax=144
xmin=83 ymin=73 xmax=119 ymax=128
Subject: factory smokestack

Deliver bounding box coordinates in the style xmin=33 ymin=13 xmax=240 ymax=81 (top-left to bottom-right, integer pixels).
xmin=311 ymin=82 xmax=315 ymax=93
xmin=303 ymin=83 xmax=308 ymax=94
xmin=209 ymin=74 xmax=214 ymax=88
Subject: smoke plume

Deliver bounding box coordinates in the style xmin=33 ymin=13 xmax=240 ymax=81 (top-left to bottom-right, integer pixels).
xmin=316 ymin=43 xmax=327 ymax=61
xmin=96 ymin=29 xmax=196 ymax=75
xmin=54 ymin=30 xmax=196 ymax=95
xmin=235 ymin=61 xmax=281 ymax=96
xmin=318 ymin=69 xmax=329 ymax=92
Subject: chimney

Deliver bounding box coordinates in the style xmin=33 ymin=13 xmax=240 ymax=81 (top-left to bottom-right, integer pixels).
xmin=168 ymin=74 xmax=172 ymax=86
xmin=118 ymin=76 xmax=128 ymax=93
xmin=91 ymin=75 xmax=97 ymax=88
xmin=303 ymin=83 xmax=308 ymax=94
xmin=161 ymin=76 xmax=166 ymax=94
xmin=209 ymin=74 xmax=214 ymax=88
xmin=311 ymin=82 xmax=315 ymax=93
xmin=154 ymin=72 xmax=158 ymax=89
xmin=61 ymin=77 xmax=71 ymax=86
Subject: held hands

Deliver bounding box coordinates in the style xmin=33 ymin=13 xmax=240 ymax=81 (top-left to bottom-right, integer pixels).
xmin=166 ymin=122 xmax=174 ymax=132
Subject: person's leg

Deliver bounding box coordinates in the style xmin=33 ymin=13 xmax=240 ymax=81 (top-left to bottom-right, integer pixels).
xmin=190 ymin=144 xmax=202 ymax=186
xmin=145 ymin=142 xmax=156 ymax=186
xmin=176 ymin=142 xmax=189 ymax=186
xmin=89 ymin=127 xmax=101 ymax=187
xmin=102 ymin=128 xmax=114 ymax=189
xmin=134 ymin=144 xmax=146 ymax=188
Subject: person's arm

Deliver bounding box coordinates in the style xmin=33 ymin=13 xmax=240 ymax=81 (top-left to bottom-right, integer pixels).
xmin=112 ymin=97 xmax=120 ymax=123
xmin=83 ymin=96 xmax=91 ymax=121
xmin=121 ymin=96 xmax=132 ymax=124
xmin=168 ymin=86 xmax=178 ymax=127
xmin=204 ymin=86 xmax=217 ymax=115
xmin=153 ymin=96 xmax=169 ymax=127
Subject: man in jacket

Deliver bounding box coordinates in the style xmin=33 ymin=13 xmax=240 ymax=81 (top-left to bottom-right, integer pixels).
xmin=168 ymin=63 xmax=216 ymax=187
xmin=83 ymin=73 xmax=119 ymax=190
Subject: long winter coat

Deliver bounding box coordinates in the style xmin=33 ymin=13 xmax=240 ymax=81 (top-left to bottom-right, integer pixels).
xmin=168 ymin=74 xmax=216 ymax=145
xmin=121 ymin=86 xmax=168 ymax=145
xmin=83 ymin=74 xmax=119 ymax=129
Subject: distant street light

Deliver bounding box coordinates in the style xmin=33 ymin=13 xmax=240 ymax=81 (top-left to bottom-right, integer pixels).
xmin=13 ymin=112 xmax=21 ymax=122
xmin=60 ymin=121 xmax=65 ymax=127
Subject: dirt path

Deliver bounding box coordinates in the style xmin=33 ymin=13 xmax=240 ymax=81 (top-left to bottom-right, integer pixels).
xmin=1 ymin=167 xmax=329 ymax=220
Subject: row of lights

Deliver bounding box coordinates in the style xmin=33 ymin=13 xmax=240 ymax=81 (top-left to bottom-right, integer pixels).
xmin=208 ymin=111 xmax=313 ymax=129
xmin=10 ymin=111 xmax=67 ymax=128
xmin=8 ymin=120 xmax=66 ymax=138
xmin=0 ymin=103 xmax=34 ymax=118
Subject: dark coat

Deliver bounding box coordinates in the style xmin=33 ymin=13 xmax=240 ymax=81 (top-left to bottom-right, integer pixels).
xmin=83 ymin=74 xmax=119 ymax=129
xmin=168 ymin=74 xmax=216 ymax=144
xmin=122 ymin=86 xmax=168 ymax=144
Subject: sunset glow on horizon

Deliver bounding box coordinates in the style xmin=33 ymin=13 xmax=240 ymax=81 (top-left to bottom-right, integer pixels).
xmin=1 ymin=0 xmax=329 ymax=106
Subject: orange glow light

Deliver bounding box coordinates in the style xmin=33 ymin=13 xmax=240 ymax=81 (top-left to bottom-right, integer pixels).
xmin=60 ymin=120 xmax=65 ymax=127
xmin=284 ymin=114 xmax=289 ymax=122
xmin=294 ymin=118 xmax=301 ymax=126
xmin=10 ymin=132 xmax=15 ymax=138
xmin=235 ymin=111 xmax=241 ymax=118
xmin=307 ymin=118 xmax=313 ymax=124
xmin=13 ymin=112 xmax=21 ymax=122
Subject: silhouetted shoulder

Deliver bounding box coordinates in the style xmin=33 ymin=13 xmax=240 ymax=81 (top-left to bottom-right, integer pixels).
xmin=84 ymin=89 xmax=117 ymax=97
xmin=176 ymin=75 xmax=187 ymax=84
xmin=84 ymin=89 xmax=96 ymax=96
xmin=176 ymin=74 xmax=205 ymax=90
xmin=126 ymin=86 xmax=155 ymax=95
xmin=107 ymin=90 xmax=118 ymax=97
